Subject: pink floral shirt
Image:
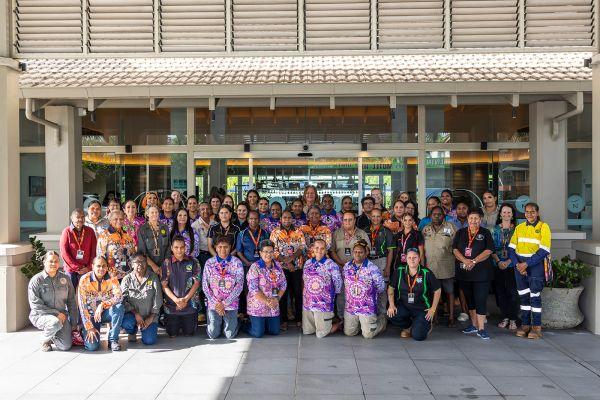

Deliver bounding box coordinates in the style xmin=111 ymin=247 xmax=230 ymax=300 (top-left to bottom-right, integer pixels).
xmin=343 ymin=259 xmax=385 ymax=316
xmin=202 ymin=255 xmax=244 ymax=311
xmin=302 ymin=257 xmax=342 ymax=313
xmin=246 ymin=260 xmax=287 ymax=317
xmin=320 ymin=210 xmax=342 ymax=232
xmin=122 ymin=216 xmax=145 ymax=244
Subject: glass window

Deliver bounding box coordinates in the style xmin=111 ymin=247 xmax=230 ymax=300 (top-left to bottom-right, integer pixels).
xmin=195 ymin=106 xmax=417 ymax=145
xmin=568 ymin=105 xmax=592 ymax=142
xmin=19 ymin=109 xmax=45 ymax=146
xmin=426 ymin=150 xmax=530 ymax=218
xmin=568 ymin=148 xmax=592 ymax=236
xmin=362 ymin=156 xmax=418 ymax=208
xmin=82 ymin=152 xmax=187 ymax=208
xmin=426 ymin=105 xmax=529 ymax=143
xmin=253 ymin=158 xmax=359 ymax=210
xmin=82 ymin=108 xmax=187 ymax=145
xmin=20 ymin=154 xmax=46 ymax=240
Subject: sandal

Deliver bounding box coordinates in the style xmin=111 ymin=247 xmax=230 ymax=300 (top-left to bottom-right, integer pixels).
xmin=497 ymin=318 xmax=509 ymax=329
xmin=508 ymin=320 xmax=518 ymax=330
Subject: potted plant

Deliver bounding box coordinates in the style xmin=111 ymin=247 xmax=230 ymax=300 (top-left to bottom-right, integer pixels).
xmin=21 ymin=236 xmax=47 ymax=280
xmin=542 ymin=256 xmax=592 ymax=329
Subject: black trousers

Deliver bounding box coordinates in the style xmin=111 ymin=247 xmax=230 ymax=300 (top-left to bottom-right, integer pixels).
xmin=459 ymin=280 xmax=490 ymax=316
xmin=238 ymin=265 xmax=250 ymax=315
xmin=494 ymin=267 xmax=519 ymax=321
xmin=280 ymin=269 xmax=303 ymax=323
xmin=165 ymin=313 xmax=197 ymax=337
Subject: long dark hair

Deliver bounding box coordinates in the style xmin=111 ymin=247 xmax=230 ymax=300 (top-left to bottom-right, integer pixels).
xmin=170 ymin=208 xmax=195 ymax=254
xmin=495 ymin=202 xmax=517 ymax=227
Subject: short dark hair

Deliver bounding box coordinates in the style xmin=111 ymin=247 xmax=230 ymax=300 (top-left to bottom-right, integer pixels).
xmin=361 ymin=196 xmax=375 ymax=206
xmin=428 ymin=196 xmax=441 ymax=205
xmin=270 ymin=201 xmax=282 ymax=210
xmin=430 ymin=205 xmax=445 ymax=216
xmin=259 ymin=239 xmax=274 ymax=251
xmin=525 ymin=202 xmax=539 ymax=212
xmin=162 ymin=197 xmax=174 ymax=204
xmin=129 ymin=252 xmax=147 ymax=264
xmin=171 ymin=235 xmax=186 ymax=245
xmin=468 ymin=208 xmax=483 ymax=217
xmin=248 ymin=209 xmax=259 ymax=218
xmin=214 ymin=236 xmax=232 ymax=247
xmin=441 ymin=189 xmax=452 ymax=197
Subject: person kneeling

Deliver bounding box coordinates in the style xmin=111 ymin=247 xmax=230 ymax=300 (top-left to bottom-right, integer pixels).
xmin=245 ymin=240 xmax=287 ymax=338
xmin=203 ymin=236 xmax=244 ymax=339
xmin=28 ymin=251 xmax=79 ymax=352
xmin=120 ymin=253 xmax=162 ymax=345
xmin=387 ymin=248 xmax=441 ymax=341
xmin=161 ymin=236 xmax=202 ymax=337
xmin=302 ymin=239 xmax=342 ymax=338
xmin=343 ymin=240 xmax=387 ymax=339
xmin=77 ymin=256 xmax=125 ymax=351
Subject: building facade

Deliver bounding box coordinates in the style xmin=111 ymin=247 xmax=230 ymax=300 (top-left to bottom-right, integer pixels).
xmin=1 ymin=0 xmax=600 ymax=332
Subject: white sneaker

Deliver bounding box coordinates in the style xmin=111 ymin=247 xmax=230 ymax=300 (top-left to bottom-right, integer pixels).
xmin=457 ymin=313 xmax=469 ymax=322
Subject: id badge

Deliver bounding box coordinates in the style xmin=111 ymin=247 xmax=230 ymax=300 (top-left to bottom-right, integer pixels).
xmin=254 ymin=249 xmax=259 ymax=257
xmin=344 ymin=248 xmax=351 ymax=256
xmin=153 ymin=248 xmax=160 ymax=257
xmin=352 ymin=286 xmax=360 ymax=297
xmin=400 ymin=253 xmax=407 ymax=264
xmin=218 ymin=279 xmax=226 ymax=289
xmin=271 ymin=287 xmax=278 ymax=296
xmin=369 ymin=249 xmax=376 ymax=257
xmin=407 ymin=293 xmax=415 ymax=304
xmin=465 ymin=247 xmax=472 ymax=257
xmin=460 ymin=262 xmax=467 ymax=270
xmin=501 ymin=249 xmax=507 ymax=259
xmin=76 ymin=250 xmax=84 ymax=260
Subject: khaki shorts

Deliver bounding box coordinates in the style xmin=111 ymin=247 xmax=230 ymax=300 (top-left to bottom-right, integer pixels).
xmin=302 ymin=310 xmax=335 ymax=338
xmin=343 ymin=311 xmax=386 ymax=339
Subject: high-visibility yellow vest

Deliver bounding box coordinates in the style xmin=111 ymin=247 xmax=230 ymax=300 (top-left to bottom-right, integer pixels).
xmin=509 ymin=220 xmax=551 ymax=258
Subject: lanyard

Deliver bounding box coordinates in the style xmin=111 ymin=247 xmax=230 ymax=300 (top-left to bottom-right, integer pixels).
xmin=344 ymin=229 xmax=356 ymax=247
xmin=217 ymin=260 xmax=228 ymax=279
xmin=406 ymin=267 xmax=421 ymax=294
xmin=248 ymin=228 xmax=262 ymax=248
xmin=467 ymin=228 xmax=479 ymax=248
xmin=70 ymin=228 xmax=85 ymax=249
xmin=219 ymin=224 xmax=231 ymax=237
xmin=351 ymin=260 xmax=366 ymax=283
xmin=370 ymin=225 xmax=381 ymax=247
xmin=399 ymin=230 xmax=412 ymax=253
xmin=149 ymin=224 xmax=160 ymax=250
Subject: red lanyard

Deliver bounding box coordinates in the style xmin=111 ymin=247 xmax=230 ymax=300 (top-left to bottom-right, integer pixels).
xmin=370 ymin=225 xmax=381 ymax=246
xmin=218 ymin=261 xmax=227 ymax=279
xmin=467 ymin=228 xmax=479 ymax=248
xmin=248 ymin=228 xmax=262 ymax=247
xmin=71 ymin=228 xmax=85 ymax=250
xmin=406 ymin=268 xmax=420 ymax=294
xmin=400 ymin=230 xmax=412 ymax=253
xmin=344 ymin=229 xmax=356 ymax=247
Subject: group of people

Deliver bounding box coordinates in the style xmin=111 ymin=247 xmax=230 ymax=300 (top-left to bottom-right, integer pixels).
xmin=28 ymin=186 xmax=551 ymax=352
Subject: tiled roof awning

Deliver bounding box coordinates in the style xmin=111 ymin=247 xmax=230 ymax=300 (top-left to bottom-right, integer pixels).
xmin=19 ymin=52 xmax=591 ymax=88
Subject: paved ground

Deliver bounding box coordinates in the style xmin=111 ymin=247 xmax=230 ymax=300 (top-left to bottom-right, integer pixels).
xmin=3 ymin=323 xmax=600 ymax=400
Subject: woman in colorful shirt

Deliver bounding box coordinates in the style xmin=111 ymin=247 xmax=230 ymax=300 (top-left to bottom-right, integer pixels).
xmin=383 ymin=199 xmax=405 ymax=234
xmin=260 ymin=201 xmax=282 ymax=233
xmin=245 ymin=239 xmax=287 ymax=338
xmin=96 ymin=210 xmax=137 ymax=280
xmin=320 ymin=194 xmax=342 ymax=232
xmin=202 ymin=236 xmax=244 ymax=339
xmin=343 ymin=240 xmax=386 ymax=339
xmin=159 ymin=197 xmax=175 ymax=233
xmin=387 ymin=248 xmax=441 ymax=341
xmin=161 ymin=236 xmax=202 ymax=337
xmin=122 ymin=200 xmax=145 ymax=244
xmin=492 ymin=203 xmax=518 ymax=331
xmin=302 ymin=239 xmax=342 ymax=338
xmin=291 ymin=198 xmax=307 ymax=228
xmin=270 ymin=210 xmax=307 ymax=329
xmin=137 ymin=206 xmax=171 ymax=277
xmin=170 ymin=208 xmax=200 ymax=259
xmin=300 ymin=205 xmax=332 ymax=259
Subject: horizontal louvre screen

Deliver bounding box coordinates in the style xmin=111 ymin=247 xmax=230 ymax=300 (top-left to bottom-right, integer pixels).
xmin=88 ymin=0 xmax=154 ymax=53
xmin=15 ymin=0 xmax=83 ymax=53
xmin=451 ymin=0 xmax=518 ymax=48
xmin=378 ymin=0 xmax=444 ymax=49
xmin=305 ymin=0 xmax=371 ymax=50
xmin=525 ymin=0 xmax=594 ymax=47
xmin=233 ymin=0 xmax=298 ymax=51
xmin=160 ymin=0 xmax=226 ymax=52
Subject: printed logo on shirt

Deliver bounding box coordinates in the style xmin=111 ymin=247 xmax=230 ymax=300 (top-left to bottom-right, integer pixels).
xmin=186 ymin=264 xmax=193 ymax=272
xmin=535 ymin=229 xmax=541 ymax=233
xmin=416 ymin=277 xmax=423 ymax=284
xmin=59 ymin=277 xmax=67 ymax=285
xmin=146 ymin=280 xmax=153 ymax=287
xmin=161 ymin=229 xmax=167 ymax=235
xmin=476 ymin=234 xmax=484 ymax=241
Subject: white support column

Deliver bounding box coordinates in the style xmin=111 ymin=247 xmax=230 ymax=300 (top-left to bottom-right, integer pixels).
xmin=186 ymin=107 xmax=196 ymax=197
xmin=44 ymin=106 xmax=83 ymax=234
xmin=593 ymin=62 xmax=600 ymax=240
xmin=417 ymin=105 xmax=427 ymax=218
xmin=0 ymin=66 xmax=20 ymax=244
xmin=529 ymin=101 xmax=568 ymax=231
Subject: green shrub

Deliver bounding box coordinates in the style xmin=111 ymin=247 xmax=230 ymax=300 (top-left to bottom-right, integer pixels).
xmin=548 ymin=256 xmax=592 ymax=289
xmin=21 ymin=236 xmax=47 ymax=280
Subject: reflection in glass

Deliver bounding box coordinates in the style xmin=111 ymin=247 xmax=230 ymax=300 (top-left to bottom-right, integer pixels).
xmin=426 ymin=105 xmax=529 ymax=143
xmin=568 ymin=105 xmax=592 ymax=142
xmin=20 ymin=153 xmax=46 ymax=239
xmin=568 ymin=148 xmax=592 ymax=236
xmin=362 ymin=157 xmax=418 ymax=208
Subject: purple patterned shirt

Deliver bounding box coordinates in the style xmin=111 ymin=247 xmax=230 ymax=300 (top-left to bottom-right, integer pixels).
xmin=292 ymin=213 xmax=307 ymax=228
xmin=122 ymin=216 xmax=145 ymax=244
xmin=246 ymin=259 xmax=287 ymax=317
xmin=320 ymin=210 xmax=342 ymax=232
xmin=202 ymin=255 xmax=244 ymax=311
xmin=302 ymin=257 xmax=342 ymax=312
xmin=260 ymin=216 xmax=281 ymax=234
xmin=343 ymin=259 xmax=385 ymax=316
xmin=172 ymin=227 xmax=201 ymax=259
xmin=160 ymin=215 xmax=175 ymax=233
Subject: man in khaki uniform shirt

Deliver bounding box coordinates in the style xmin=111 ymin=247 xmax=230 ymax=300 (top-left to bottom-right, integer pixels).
xmin=330 ymin=211 xmax=370 ymax=319
xmin=422 ymin=206 xmax=457 ymax=326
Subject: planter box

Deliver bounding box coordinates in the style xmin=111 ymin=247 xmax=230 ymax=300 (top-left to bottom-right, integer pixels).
xmin=542 ymin=286 xmax=584 ymax=329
